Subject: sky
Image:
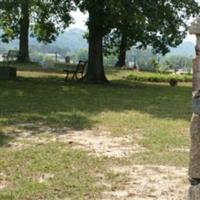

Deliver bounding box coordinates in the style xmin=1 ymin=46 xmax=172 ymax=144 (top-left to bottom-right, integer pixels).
xmin=69 ymin=11 xmax=88 ymax=30
xmin=69 ymin=11 xmax=196 ymax=43
xmin=185 ymin=34 xmax=196 ymax=43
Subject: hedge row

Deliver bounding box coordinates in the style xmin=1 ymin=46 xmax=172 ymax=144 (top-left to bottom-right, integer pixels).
xmin=126 ymin=72 xmax=192 ymax=83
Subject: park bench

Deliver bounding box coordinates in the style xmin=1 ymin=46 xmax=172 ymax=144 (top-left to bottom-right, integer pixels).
xmin=3 ymin=50 xmax=19 ymax=66
xmin=64 ymin=60 xmax=87 ymax=80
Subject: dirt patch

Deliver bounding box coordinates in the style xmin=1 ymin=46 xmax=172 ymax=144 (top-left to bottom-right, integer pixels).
xmin=102 ymin=165 xmax=188 ymax=200
xmin=2 ymin=125 xmax=189 ymax=199
xmin=5 ymin=141 xmax=29 ymax=150
xmin=4 ymin=126 xmax=145 ymax=157
xmin=169 ymin=148 xmax=190 ymax=153
xmin=0 ymin=173 xmax=10 ymax=191
xmin=37 ymin=173 xmax=55 ymax=183
xmin=58 ymin=130 xmax=146 ymax=158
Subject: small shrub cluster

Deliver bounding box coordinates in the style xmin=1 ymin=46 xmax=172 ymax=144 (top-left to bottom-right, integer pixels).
xmin=169 ymin=78 xmax=178 ymax=87
xmin=126 ymin=72 xmax=192 ymax=83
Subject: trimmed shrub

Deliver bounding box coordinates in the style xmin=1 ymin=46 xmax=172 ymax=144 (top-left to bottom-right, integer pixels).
xmin=169 ymin=78 xmax=178 ymax=87
xmin=126 ymin=72 xmax=192 ymax=83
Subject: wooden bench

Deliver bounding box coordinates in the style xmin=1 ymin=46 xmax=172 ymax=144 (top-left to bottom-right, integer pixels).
xmin=64 ymin=60 xmax=87 ymax=80
xmin=3 ymin=50 xmax=19 ymax=66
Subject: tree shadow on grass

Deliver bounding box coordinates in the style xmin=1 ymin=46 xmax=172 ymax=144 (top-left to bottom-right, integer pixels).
xmin=0 ymin=132 xmax=14 ymax=147
xmin=0 ymin=75 xmax=192 ymax=145
xmin=111 ymin=79 xmax=192 ymax=119
xmin=0 ymin=76 xmax=192 ymax=121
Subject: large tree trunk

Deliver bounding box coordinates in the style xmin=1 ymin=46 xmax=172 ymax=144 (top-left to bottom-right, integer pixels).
xmin=18 ymin=0 xmax=30 ymax=62
xmin=116 ymin=34 xmax=127 ymax=67
xmin=83 ymin=10 xmax=108 ymax=84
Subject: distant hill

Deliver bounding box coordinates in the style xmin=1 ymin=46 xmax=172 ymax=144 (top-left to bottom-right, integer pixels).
xmin=54 ymin=29 xmax=88 ymax=51
xmin=0 ymin=28 xmax=195 ymax=56
xmin=169 ymin=41 xmax=195 ymax=56
xmin=0 ymin=28 xmax=88 ymax=52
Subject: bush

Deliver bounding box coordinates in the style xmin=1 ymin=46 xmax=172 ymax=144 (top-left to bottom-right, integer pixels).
xmin=169 ymin=78 xmax=178 ymax=87
xmin=126 ymin=72 xmax=192 ymax=83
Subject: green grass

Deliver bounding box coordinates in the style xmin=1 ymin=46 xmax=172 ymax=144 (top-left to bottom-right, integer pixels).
xmin=130 ymin=151 xmax=189 ymax=167
xmin=0 ymin=143 xmax=107 ymax=200
xmin=0 ymin=69 xmax=192 ymax=199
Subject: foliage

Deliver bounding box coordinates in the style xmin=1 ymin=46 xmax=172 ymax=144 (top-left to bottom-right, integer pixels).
xmin=151 ymin=58 xmax=160 ymax=72
xmin=169 ymin=78 xmax=178 ymax=87
xmin=0 ymin=0 xmax=73 ymax=43
xmin=104 ymin=54 xmax=118 ymax=67
xmin=160 ymin=55 xmax=193 ymax=73
xmin=126 ymin=47 xmax=159 ymax=70
xmin=0 ymin=28 xmax=88 ymax=53
xmin=30 ymin=51 xmax=44 ymax=63
xmin=131 ymin=1 xmax=198 ymax=53
xmin=126 ymin=71 xmax=192 ymax=83
xmin=103 ymin=0 xmax=200 ymax=65
xmin=76 ymin=0 xmax=199 ymax=82
xmin=74 ymin=48 xmax=88 ymax=62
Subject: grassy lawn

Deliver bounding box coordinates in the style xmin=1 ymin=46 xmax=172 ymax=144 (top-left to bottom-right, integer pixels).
xmin=0 ymin=69 xmax=192 ymax=199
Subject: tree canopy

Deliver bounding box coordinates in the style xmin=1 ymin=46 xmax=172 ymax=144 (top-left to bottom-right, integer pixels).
xmin=75 ymin=0 xmax=199 ymax=82
xmin=0 ymin=0 xmax=73 ymax=61
xmin=104 ymin=0 xmax=200 ymax=66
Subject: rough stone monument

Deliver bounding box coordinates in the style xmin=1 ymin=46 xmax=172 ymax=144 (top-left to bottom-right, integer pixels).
xmin=188 ymin=17 xmax=200 ymax=200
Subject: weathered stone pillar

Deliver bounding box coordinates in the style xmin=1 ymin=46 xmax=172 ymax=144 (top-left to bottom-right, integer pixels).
xmin=188 ymin=18 xmax=200 ymax=200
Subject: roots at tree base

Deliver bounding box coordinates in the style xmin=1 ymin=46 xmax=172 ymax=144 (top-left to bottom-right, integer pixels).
xmin=81 ymin=74 xmax=109 ymax=84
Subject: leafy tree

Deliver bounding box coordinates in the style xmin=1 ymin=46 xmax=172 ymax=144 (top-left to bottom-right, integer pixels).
xmin=0 ymin=0 xmax=73 ymax=62
xmin=126 ymin=47 xmax=159 ymax=71
xmin=151 ymin=58 xmax=160 ymax=72
xmin=74 ymin=0 xmax=114 ymax=83
xmin=160 ymin=55 xmax=193 ymax=73
xmin=104 ymin=54 xmax=118 ymax=67
xmin=75 ymin=0 xmax=199 ymax=83
xmin=105 ymin=0 xmax=200 ymax=67
xmin=75 ymin=48 xmax=88 ymax=62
